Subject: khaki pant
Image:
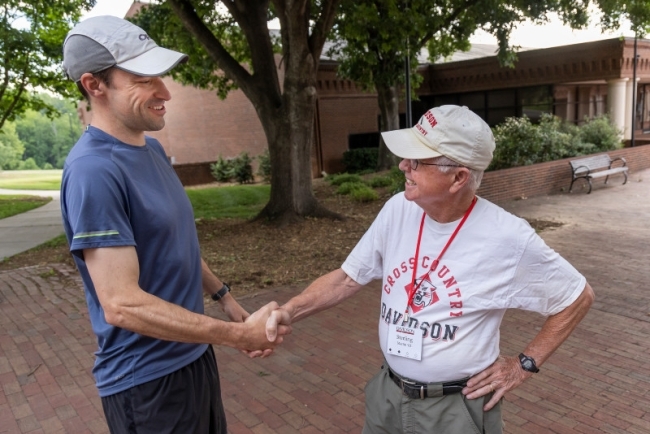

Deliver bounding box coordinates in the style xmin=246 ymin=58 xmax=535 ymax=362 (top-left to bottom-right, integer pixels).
xmin=362 ymin=365 xmax=503 ymax=434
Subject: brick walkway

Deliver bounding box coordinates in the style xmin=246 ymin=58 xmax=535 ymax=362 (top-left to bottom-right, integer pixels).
xmin=1 ymin=169 xmax=649 ymax=433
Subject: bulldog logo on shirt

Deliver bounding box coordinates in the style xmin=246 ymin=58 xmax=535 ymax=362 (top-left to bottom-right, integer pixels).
xmin=404 ymin=276 xmax=440 ymax=313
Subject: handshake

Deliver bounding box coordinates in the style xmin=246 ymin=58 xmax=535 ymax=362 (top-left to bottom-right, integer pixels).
xmin=221 ymin=269 xmax=360 ymax=357
xmin=230 ymin=301 xmax=294 ymax=358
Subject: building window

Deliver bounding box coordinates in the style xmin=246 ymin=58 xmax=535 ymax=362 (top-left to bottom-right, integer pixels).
xmin=638 ymin=84 xmax=650 ymax=132
xmin=419 ymin=85 xmax=552 ymax=127
xmin=518 ymin=86 xmax=553 ymax=122
xmin=348 ymin=132 xmax=380 ymax=149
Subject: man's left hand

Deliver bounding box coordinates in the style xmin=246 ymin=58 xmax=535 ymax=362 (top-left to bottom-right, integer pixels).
xmin=462 ymin=355 xmax=530 ymax=411
xmin=218 ymin=293 xmax=249 ymax=323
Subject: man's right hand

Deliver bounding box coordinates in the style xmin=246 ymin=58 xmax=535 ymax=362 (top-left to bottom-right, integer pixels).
xmin=239 ymin=302 xmax=291 ymax=354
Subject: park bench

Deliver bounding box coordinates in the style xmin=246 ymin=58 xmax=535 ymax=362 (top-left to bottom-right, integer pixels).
xmin=569 ymin=154 xmax=628 ymax=194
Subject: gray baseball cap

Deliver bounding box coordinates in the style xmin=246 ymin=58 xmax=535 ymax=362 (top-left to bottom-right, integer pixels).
xmin=62 ymin=15 xmax=188 ymax=82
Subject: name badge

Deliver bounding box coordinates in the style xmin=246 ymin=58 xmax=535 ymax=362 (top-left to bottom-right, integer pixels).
xmin=386 ymin=324 xmax=422 ymax=361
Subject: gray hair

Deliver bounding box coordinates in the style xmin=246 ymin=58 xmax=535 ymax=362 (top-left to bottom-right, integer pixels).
xmin=435 ymin=156 xmax=484 ymax=192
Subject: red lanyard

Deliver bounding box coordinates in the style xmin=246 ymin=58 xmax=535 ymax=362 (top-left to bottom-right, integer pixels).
xmin=405 ymin=196 xmax=477 ymax=317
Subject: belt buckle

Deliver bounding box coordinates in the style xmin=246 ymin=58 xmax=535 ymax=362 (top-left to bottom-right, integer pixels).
xmin=400 ymin=377 xmax=425 ymax=399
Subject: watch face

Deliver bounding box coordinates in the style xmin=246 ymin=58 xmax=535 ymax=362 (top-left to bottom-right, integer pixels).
xmin=522 ymin=360 xmax=533 ymax=369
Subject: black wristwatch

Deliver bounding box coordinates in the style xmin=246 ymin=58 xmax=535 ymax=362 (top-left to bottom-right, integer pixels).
xmin=518 ymin=353 xmax=540 ymax=373
xmin=211 ymin=283 xmax=231 ymax=301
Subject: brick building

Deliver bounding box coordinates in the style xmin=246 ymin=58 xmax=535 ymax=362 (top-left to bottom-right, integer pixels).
xmin=76 ymin=2 xmax=650 ymax=185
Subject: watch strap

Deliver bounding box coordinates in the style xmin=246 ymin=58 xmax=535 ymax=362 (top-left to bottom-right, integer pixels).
xmin=211 ymin=283 xmax=231 ymax=301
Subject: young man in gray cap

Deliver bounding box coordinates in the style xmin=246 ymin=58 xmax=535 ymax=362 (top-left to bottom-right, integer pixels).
xmin=60 ymin=15 xmax=289 ymax=433
xmin=265 ymin=105 xmax=594 ymax=433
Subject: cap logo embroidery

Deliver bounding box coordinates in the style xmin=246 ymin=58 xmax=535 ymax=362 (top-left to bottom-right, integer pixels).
xmin=424 ymin=111 xmax=438 ymax=128
xmin=415 ymin=123 xmax=428 ymax=136
xmin=138 ymin=34 xmax=150 ymax=41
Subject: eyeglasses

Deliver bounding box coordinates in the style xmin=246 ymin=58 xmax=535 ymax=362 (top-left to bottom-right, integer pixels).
xmin=408 ymin=159 xmax=461 ymax=171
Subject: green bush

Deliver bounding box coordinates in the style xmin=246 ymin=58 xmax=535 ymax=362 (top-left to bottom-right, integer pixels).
xmin=350 ymin=185 xmax=379 ymax=202
xmin=387 ymin=166 xmax=406 ymax=194
xmin=367 ymin=175 xmax=393 ymax=188
xmin=489 ymin=113 xmax=622 ymax=171
xmin=210 ymin=156 xmax=234 ymax=182
xmin=327 ymin=173 xmax=364 ymax=186
xmin=210 ymin=153 xmax=255 ymax=184
xmin=336 ymin=181 xmax=367 ymax=195
xmin=231 ymin=152 xmax=255 ymax=184
xmin=334 ymin=181 xmax=378 ymax=202
xmin=257 ymin=149 xmax=271 ymax=183
xmin=342 ymin=147 xmax=378 ymax=173
xmin=578 ymin=115 xmax=622 ymax=153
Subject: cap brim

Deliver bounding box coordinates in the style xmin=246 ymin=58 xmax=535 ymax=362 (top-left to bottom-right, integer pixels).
xmin=116 ymin=46 xmax=188 ymax=77
xmin=381 ymin=128 xmax=443 ymax=160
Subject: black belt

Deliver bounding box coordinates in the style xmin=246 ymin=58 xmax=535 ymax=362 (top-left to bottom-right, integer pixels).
xmin=386 ymin=365 xmax=468 ymax=399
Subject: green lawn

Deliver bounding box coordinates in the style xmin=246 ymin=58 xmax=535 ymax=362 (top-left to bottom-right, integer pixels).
xmin=186 ymin=184 xmax=270 ymax=219
xmin=0 ymin=195 xmax=52 ymax=219
xmin=0 ymin=173 xmax=270 ymax=222
xmin=0 ymin=170 xmax=62 ymax=190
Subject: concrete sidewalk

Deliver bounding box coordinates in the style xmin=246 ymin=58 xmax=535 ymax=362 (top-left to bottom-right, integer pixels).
xmin=1 ymin=170 xmax=649 ymax=433
xmin=0 ymin=193 xmax=63 ymax=261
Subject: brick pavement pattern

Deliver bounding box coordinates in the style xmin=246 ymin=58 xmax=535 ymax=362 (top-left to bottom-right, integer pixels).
xmin=1 ymin=169 xmax=649 ymax=433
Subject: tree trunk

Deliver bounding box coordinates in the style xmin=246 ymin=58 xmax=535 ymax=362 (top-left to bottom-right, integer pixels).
xmin=376 ymin=83 xmax=401 ymax=170
xmin=254 ymin=1 xmax=341 ymax=224
xmin=254 ymin=81 xmax=339 ymax=224
xmin=168 ymin=0 xmax=341 ymax=224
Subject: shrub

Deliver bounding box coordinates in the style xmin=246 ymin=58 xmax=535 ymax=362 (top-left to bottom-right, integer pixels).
xmin=334 ymin=181 xmax=378 ymax=202
xmin=210 ymin=156 xmax=234 ymax=183
xmin=578 ymin=115 xmax=622 ymax=153
xmin=231 ymin=152 xmax=255 ymax=184
xmin=342 ymin=147 xmax=378 ymax=173
xmin=490 ymin=116 xmax=538 ymax=170
xmin=350 ymin=185 xmax=379 ymax=202
xmin=210 ymin=153 xmax=255 ymax=184
xmin=387 ymin=166 xmax=406 ymax=194
xmin=535 ymin=113 xmax=574 ymax=162
xmin=489 ymin=113 xmax=622 ymax=171
xmin=257 ymin=149 xmax=271 ymax=183
xmin=327 ymin=173 xmax=364 ymax=186
xmin=367 ymin=175 xmax=393 ymax=188
xmin=336 ymin=181 xmax=367 ymax=195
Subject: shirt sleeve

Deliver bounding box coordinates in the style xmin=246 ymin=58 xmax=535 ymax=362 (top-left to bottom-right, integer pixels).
xmin=341 ymin=199 xmax=396 ymax=286
xmin=63 ymin=155 xmax=136 ymax=256
xmin=507 ymin=232 xmax=586 ymax=316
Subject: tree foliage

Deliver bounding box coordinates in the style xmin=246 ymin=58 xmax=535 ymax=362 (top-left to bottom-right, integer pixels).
xmin=0 ymin=122 xmax=24 ymax=169
xmin=0 ymin=0 xmax=95 ymax=131
xmin=14 ymin=94 xmax=83 ymax=168
xmin=328 ymin=0 xmax=650 ymax=169
xmin=0 ymin=94 xmax=82 ymax=170
xmin=132 ymin=0 xmax=341 ymax=223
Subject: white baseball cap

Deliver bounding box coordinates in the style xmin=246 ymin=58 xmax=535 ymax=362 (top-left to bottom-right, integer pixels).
xmin=62 ymin=15 xmax=188 ymax=82
xmin=381 ymin=105 xmax=495 ymax=171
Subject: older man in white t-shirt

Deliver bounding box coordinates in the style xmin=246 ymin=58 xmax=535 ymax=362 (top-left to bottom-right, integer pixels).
xmin=265 ymin=105 xmax=594 ymax=434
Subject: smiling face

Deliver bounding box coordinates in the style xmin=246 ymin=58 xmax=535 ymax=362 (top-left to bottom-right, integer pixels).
xmin=93 ymin=68 xmax=172 ymax=145
xmin=398 ymin=157 xmax=455 ymax=206
xmin=397 ymin=157 xmax=475 ymax=222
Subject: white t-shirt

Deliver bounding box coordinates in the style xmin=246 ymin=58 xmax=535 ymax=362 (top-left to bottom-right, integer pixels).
xmin=341 ymin=194 xmax=585 ymax=383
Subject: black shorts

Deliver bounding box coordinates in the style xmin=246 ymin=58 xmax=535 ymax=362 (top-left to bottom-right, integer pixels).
xmin=101 ymin=346 xmax=226 ymax=434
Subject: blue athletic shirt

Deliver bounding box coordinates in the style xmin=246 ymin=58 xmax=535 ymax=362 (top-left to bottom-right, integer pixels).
xmin=61 ymin=126 xmax=208 ymax=397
